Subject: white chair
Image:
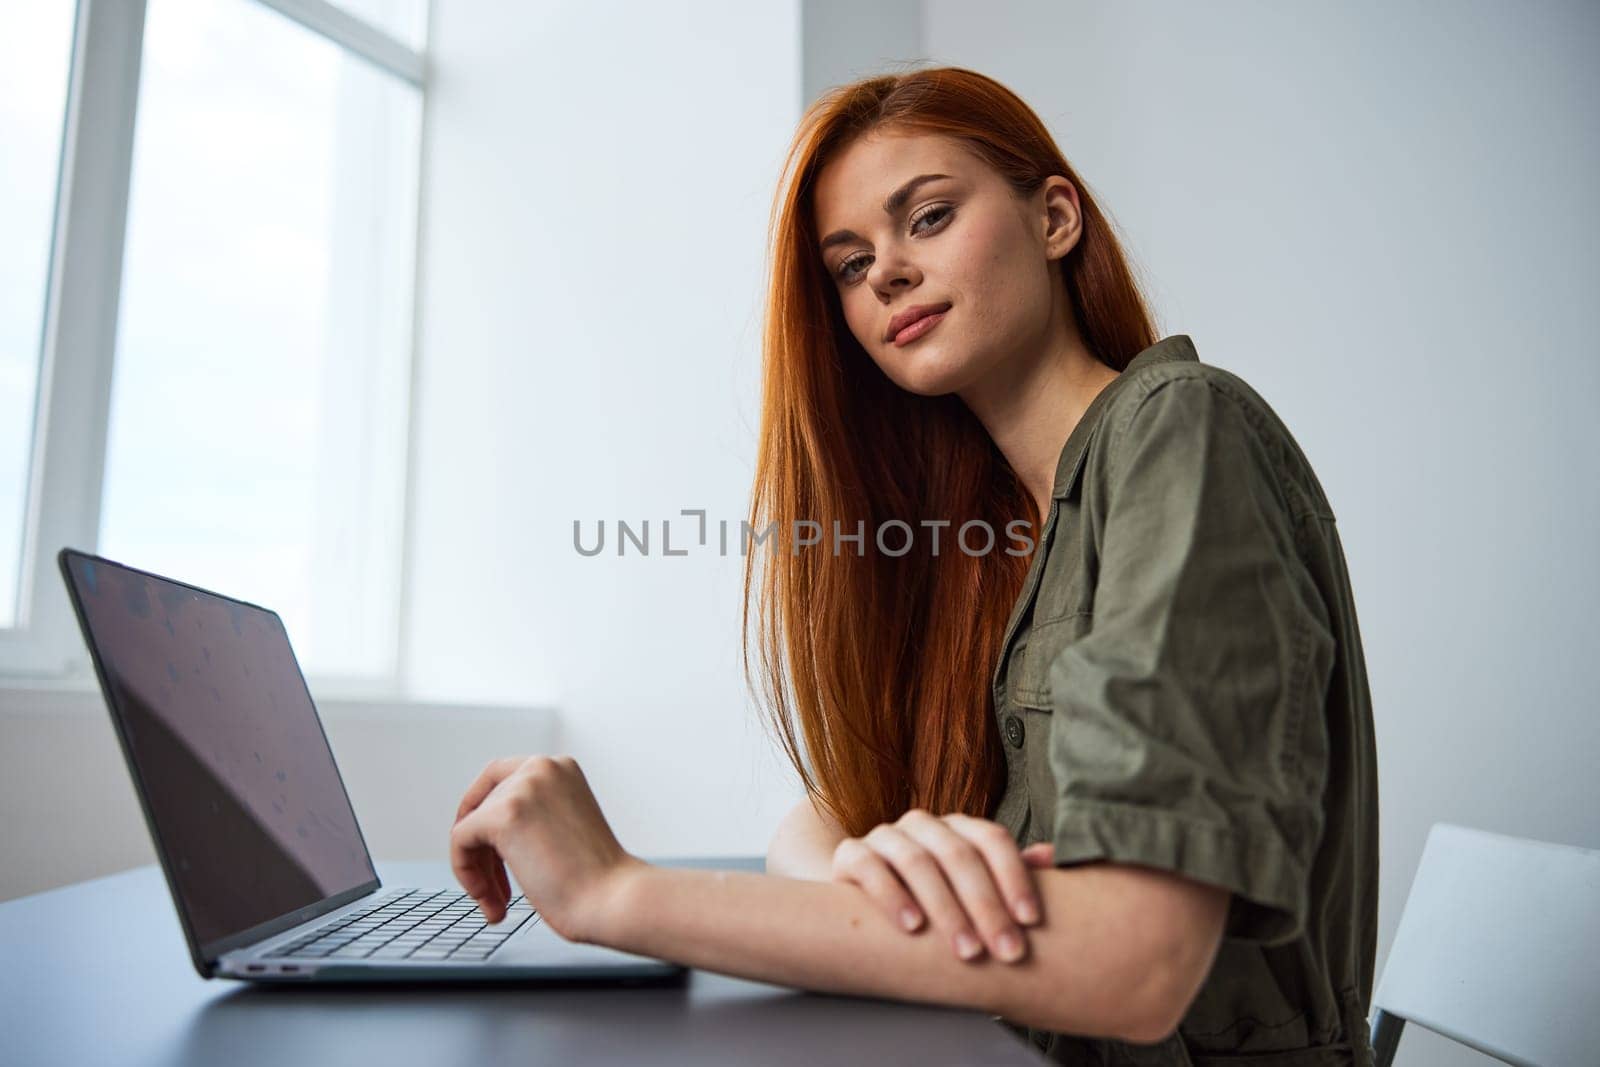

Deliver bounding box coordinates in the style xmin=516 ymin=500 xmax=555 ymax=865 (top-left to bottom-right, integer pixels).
xmin=1369 ymin=822 xmax=1600 ymax=1067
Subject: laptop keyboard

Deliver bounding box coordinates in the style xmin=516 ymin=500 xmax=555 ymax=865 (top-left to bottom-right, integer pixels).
xmin=274 ymin=888 xmax=538 ymax=962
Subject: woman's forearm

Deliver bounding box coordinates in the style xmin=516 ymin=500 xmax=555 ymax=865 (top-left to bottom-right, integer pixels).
xmin=589 ymin=860 xmax=1175 ymax=1043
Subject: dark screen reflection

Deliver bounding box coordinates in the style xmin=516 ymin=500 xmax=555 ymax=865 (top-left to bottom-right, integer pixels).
xmin=64 ymin=553 xmax=375 ymax=945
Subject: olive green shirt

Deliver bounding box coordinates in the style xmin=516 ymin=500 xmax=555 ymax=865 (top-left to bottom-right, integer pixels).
xmin=990 ymin=334 xmax=1379 ymax=1065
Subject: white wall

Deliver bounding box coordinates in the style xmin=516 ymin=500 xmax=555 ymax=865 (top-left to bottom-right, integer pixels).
xmin=802 ymin=0 xmax=922 ymax=104
xmin=402 ymin=1 xmax=804 ymax=857
xmin=917 ymin=1 xmax=1600 ymax=1063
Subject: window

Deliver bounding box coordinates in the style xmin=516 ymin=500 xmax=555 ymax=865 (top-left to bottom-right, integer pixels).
xmin=324 ymin=0 xmax=428 ymax=50
xmin=0 ymin=3 xmax=77 ymax=628
xmin=1 ymin=0 xmax=427 ymax=686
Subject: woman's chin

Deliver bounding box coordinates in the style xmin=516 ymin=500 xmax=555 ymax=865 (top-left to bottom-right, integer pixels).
xmin=885 ymin=347 xmax=975 ymax=397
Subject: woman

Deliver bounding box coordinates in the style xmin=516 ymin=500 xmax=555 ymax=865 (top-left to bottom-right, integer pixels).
xmin=450 ymin=66 xmax=1379 ymax=1065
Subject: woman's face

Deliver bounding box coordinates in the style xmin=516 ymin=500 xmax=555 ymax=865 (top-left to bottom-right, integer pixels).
xmin=811 ymin=130 xmax=1079 ymax=397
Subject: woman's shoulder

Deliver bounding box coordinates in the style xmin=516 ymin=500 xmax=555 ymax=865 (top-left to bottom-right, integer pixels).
xmin=1092 ymin=358 xmax=1337 ymax=520
xmin=1103 ymin=357 xmax=1271 ymax=428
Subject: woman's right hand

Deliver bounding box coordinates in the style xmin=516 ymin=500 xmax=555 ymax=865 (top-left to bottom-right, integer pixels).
xmin=829 ymin=808 xmax=1056 ymax=964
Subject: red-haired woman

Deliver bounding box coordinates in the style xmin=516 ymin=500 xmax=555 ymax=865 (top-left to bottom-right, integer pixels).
xmin=451 ymin=65 xmax=1378 ymax=1066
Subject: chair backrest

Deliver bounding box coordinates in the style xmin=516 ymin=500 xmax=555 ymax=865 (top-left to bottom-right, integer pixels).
xmin=1370 ymin=822 xmax=1600 ymax=1067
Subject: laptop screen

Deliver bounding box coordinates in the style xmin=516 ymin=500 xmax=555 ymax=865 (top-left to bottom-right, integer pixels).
xmin=61 ymin=551 xmax=377 ymax=948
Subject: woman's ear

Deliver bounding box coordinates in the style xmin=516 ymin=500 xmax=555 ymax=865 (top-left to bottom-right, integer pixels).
xmin=1039 ymin=177 xmax=1081 ymax=261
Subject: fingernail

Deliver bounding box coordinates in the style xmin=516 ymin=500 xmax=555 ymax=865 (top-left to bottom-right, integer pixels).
xmin=997 ymin=931 xmax=1023 ymax=962
xmin=900 ymin=907 xmax=921 ymax=931
xmin=955 ymin=932 xmax=982 ymax=960
xmin=1015 ymin=898 xmax=1039 ymax=924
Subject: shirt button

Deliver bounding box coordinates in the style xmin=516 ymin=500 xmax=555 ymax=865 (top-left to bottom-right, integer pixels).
xmin=1004 ymin=715 xmax=1025 ymax=748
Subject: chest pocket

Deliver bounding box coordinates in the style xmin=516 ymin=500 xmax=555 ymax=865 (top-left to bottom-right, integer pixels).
xmin=1032 ymin=496 xmax=1096 ymax=626
xmin=1008 ymin=612 xmax=1091 ymax=709
xmin=1005 ymin=611 xmax=1094 ymax=845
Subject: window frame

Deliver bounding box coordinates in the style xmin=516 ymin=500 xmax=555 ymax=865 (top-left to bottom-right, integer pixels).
xmin=0 ymin=0 xmax=428 ymax=699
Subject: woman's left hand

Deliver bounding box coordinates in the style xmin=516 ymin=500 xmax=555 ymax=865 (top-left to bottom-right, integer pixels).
xmin=830 ymin=809 xmax=1056 ymax=964
xmin=449 ymin=754 xmax=644 ymax=943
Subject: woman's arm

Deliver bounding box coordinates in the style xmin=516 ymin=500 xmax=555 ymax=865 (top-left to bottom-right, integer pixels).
xmin=450 ymin=756 xmax=1229 ymax=1045
xmin=765 ymin=795 xmax=847 ymax=880
xmin=591 ymin=854 xmax=1227 ymax=1044
xmin=769 ymin=798 xmax=1051 ymax=965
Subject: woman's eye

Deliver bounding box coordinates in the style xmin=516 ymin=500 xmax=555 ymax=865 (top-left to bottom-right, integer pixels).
xmin=913 ymin=204 xmax=952 ymax=232
xmin=834 ymin=204 xmax=954 ymax=282
xmin=836 ymin=254 xmax=869 ymax=281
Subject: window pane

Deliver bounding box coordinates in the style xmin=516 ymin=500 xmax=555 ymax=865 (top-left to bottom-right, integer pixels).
xmin=101 ymin=0 xmax=421 ymax=678
xmin=330 ymin=0 xmax=429 ymax=51
xmin=0 ymin=2 xmax=76 ymax=628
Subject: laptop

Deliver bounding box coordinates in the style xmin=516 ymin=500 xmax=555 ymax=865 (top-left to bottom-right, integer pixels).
xmin=57 ymin=547 xmax=685 ymax=985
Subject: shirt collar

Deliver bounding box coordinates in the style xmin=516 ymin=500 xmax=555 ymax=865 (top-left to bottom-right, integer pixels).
xmin=1050 ymin=333 xmax=1200 ymax=500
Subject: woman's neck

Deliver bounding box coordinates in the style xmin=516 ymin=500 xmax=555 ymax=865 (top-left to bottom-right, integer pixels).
xmin=960 ymin=327 xmax=1120 ymax=525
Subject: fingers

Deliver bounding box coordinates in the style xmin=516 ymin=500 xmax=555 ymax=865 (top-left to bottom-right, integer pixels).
xmin=494 ymin=859 xmax=512 ymax=909
xmin=832 ymin=838 xmax=926 ymax=932
xmin=451 ymin=758 xmax=530 ymax=923
xmin=832 ymin=812 xmax=1048 ymax=965
xmin=449 ymin=805 xmax=511 ymax=923
xmin=857 ymin=822 xmax=990 ymax=963
xmin=454 ymin=757 xmax=525 ymax=824
xmin=941 ymin=815 xmax=1044 ymax=926
xmin=1020 ymin=842 xmax=1055 ymax=868
xmin=896 ymin=813 xmax=1032 ymax=963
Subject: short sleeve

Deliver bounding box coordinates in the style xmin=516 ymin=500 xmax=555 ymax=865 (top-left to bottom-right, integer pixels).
xmin=1046 ymin=375 xmax=1337 ymax=946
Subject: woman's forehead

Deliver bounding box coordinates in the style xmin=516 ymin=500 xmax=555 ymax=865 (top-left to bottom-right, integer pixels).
xmin=816 ymin=132 xmax=974 ymax=194
xmin=812 ymin=134 xmax=984 ymax=231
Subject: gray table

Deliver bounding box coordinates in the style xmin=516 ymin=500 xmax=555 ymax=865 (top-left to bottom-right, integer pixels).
xmin=2 ymin=857 xmax=1047 ymax=1065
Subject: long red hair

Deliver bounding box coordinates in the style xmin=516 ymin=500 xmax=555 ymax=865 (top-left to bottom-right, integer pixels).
xmin=743 ymin=65 xmax=1160 ymax=837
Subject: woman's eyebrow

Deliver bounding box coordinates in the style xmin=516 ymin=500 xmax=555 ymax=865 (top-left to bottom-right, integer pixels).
xmin=819 ymin=173 xmax=955 ymax=252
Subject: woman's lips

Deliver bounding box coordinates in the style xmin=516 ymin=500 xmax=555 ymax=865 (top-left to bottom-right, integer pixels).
xmin=892 ymin=309 xmax=948 ymax=346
